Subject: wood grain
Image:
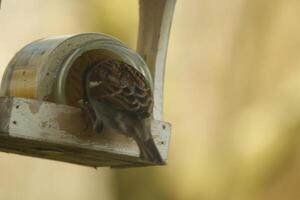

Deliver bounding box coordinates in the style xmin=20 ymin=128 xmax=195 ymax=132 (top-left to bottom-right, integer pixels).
xmin=0 ymin=97 xmax=171 ymax=167
xmin=138 ymin=0 xmax=177 ymax=120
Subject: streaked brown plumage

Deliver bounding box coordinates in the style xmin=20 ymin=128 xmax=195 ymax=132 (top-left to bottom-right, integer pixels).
xmin=83 ymin=59 xmax=164 ymax=164
xmin=87 ymin=59 xmax=153 ymax=117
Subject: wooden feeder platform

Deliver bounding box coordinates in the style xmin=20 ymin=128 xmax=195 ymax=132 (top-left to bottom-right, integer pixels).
xmin=0 ymin=97 xmax=171 ymax=167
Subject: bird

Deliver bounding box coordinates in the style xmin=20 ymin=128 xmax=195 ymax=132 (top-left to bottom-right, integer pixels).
xmin=81 ymin=59 xmax=164 ymax=165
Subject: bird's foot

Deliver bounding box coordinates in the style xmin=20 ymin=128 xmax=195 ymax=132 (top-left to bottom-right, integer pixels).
xmin=76 ymin=100 xmax=98 ymax=135
xmin=93 ymin=119 xmax=104 ymax=134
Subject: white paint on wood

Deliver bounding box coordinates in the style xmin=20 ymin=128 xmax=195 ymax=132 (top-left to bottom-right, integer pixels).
xmin=138 ymin=0 xmax=177 ymax=120
xmin=0 ymin=97 xmax=171 ymax=166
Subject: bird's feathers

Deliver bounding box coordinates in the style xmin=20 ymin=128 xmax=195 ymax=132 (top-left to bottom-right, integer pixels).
xmin=83 ymin=59 xmax=164 ymax=164
xmin=136 ymin=137 xmax=164 ymax=164
xmin=86 ymin=60 xmax=153 ymax=118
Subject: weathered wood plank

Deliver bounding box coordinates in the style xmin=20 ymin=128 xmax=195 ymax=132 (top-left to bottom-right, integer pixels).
xmin=0 ymin=96 xmax=12 ymax=133
xmin=0 ymin=97 xmax=171 ymax=167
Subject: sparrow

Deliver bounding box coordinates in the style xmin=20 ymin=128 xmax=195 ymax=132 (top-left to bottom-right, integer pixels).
xmin=82 ymin=59 xmax=164 ymax=164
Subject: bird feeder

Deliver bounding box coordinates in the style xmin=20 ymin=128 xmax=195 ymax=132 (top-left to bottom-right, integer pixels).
xmin=0 ymin=0 xmax=176 ymax=167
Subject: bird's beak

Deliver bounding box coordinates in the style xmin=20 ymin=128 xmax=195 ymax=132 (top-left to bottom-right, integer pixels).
xmin=89 ymin=81 xmax=102 ymax=88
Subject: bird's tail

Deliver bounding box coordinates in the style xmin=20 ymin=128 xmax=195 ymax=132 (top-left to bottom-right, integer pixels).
xmin=136 ymin=137 xmax=165 ymax=165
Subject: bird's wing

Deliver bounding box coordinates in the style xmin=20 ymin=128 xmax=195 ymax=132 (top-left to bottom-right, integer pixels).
xmin=87 ymin=60 xmax=153 ymax=118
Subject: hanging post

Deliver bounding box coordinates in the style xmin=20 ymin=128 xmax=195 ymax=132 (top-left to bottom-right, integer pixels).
xmin=137 ymin=0 xmax=177 ymax=120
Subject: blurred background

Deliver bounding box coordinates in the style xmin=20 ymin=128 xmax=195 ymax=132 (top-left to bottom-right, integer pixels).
xmin=1 ymin=0 xmax=300 ymax=199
